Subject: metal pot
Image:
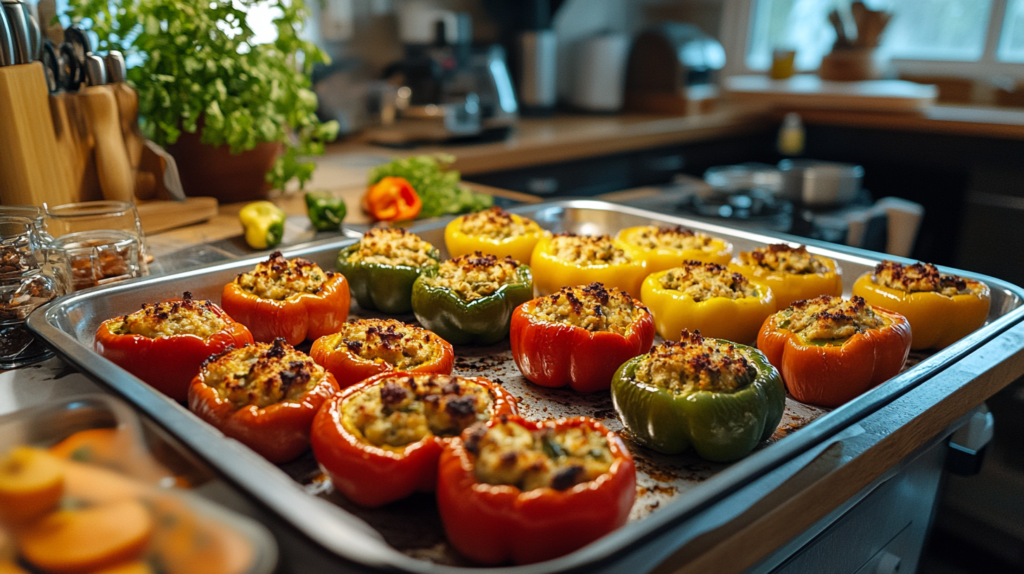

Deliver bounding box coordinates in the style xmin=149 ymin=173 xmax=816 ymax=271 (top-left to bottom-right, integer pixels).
xmin=778 ymin=159 xmax=864 ymax=206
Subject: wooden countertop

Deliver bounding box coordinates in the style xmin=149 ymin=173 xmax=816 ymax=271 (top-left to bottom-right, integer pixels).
xmin=787 ymin=105 xmax=1024 ymax=140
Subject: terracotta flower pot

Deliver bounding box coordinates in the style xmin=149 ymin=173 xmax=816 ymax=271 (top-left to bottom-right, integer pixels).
xmin=168 ymin=130 xmax=282 ymax=203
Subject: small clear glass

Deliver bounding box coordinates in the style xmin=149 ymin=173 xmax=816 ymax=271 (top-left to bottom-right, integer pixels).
xmin=45 ymin=201 xmax=149 ymax=277
xmin=53 ymin=230 xmax=143 ymax=292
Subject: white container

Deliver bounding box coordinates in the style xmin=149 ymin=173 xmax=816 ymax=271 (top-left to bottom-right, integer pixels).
xmin=569 ymin=32 xmax=630 ymax=112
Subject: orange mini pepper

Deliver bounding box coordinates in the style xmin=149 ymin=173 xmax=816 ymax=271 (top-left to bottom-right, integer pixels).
xmin=364 ymin=176 xmax=422 ymax=221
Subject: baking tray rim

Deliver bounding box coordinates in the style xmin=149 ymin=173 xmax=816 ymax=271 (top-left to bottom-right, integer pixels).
xmin=26 ymin=199 xmax=1024 ymax=573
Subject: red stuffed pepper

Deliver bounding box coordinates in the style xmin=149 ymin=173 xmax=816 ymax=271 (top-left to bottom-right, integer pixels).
xmin=510 ymin=283 xmax=655 ymax=392
xmin=311 ymin=371 xmax=518 ymax=507
xmin=310 ymin=318 xmax=454 ymax=389
xmin=757 ymin=295 xmax=912 ymax=407
xmin=221 ymin=251 xmax=350 ymax=345
xmin=188 ymin=339 xmax=339 ymax=463
xmin=437 ymin=415 xmax=636 ymax=565
xmin=94 ymin=292 xmax=254 ymax=402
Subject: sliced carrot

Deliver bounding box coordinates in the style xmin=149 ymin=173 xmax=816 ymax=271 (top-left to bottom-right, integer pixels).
xmin=150 ymin=496 xmax=254 ymax=574
xmin=88 ymin=561 xmax=155 ymax=574
xmin=49 ymin=429 xmax=126 ymax=463
xmin=17 ymin=500 xmax=153 ymax=574
xmin=0 ymin=447 xmax=65 ymax=523
xmin=0 ymin=562 xmax=29 ymax=574
xmin=59 ymin=459 xmax=149 ymax=505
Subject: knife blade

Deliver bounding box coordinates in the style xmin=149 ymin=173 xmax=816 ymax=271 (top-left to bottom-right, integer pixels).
xmin=0 ymin=4 xmax=12 ymax=66
xmin=1 ymin=1 xmax=30 ymax=65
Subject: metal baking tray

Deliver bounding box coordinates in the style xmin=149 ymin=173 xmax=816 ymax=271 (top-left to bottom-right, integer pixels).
xmin=28 ymin=200 xmax=1024 ymax=572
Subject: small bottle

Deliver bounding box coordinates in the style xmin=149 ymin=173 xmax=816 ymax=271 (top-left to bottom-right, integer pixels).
xmin=777 ymin=112 xmax=805 ymax=156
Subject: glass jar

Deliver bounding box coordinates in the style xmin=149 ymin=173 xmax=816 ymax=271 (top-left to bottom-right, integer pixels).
xmin=45 ymin=201 xmax=149 ymax=278
xmin=0 ymin=216 xmax=68 ymax=369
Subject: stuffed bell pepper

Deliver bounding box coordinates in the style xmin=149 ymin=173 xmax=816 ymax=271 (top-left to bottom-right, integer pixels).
xmin=437 ymin=415 xmax=635 ymax=565
xmin=221 ymin=251 xmax=350 ymax=345
xmin=530 ymin=233 xmax=647 ymax=298
xmin=611 ymin=330 xmax=785 ymax=462
xmin=411 ymin=252 xmax=533 ymax=345
xmin=310 ymin=318 xmax=454 ymax=388
xmin=617 ymin=225 xmax=733 ymax=272
xmin=444 ymin=206 xmax=545 ymax=262
xmin=94 ymin=292 xmax=254 ymax=402
xmin=852 ymin=260 xmax=990 ymax=350
xmin=510 ymin=283 xmax=655 ymax=392
xmin=729 ymin=244 xmax=843 ymax=310
xmin=188 ymin=339 xmax=340 ymax=463
xmin=336 ymin=228 xmax=439 ymax=314
xmin=757 ymin=295 xmax=912 ymax=407
xmin=641 ymin=261 xmax=775 ymax=344
xmin=310 ymin=372 xmax=518 ymax=507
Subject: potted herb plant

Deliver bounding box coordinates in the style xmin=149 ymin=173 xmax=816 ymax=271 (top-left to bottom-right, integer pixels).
xmin=69 ymin=0 xmax=339 ymax=202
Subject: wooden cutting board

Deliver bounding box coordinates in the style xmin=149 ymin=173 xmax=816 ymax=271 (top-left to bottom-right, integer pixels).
xmin=137 ymin=197 xmax=218 ymax=234
xmin=725 ymin=75 xmax=937 ymax=112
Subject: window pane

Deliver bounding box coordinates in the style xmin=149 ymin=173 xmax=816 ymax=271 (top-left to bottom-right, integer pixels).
xmin=879 ymin=0 xmax=991 ymax=60
xmin=999 ymin=0 xmax=1024 ymax=62
xmin=746 ymin=0 xmax=836 ymax=71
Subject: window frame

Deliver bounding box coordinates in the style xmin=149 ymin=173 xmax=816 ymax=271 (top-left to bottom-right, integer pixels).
xmin=720 ymin=0 xmax=1024 ymax=81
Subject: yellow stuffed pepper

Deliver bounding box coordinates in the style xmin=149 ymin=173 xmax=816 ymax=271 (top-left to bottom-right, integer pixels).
xmin=852 ymin=260 xmax=990 ymax=350
xmin=729 ymin=244 xmax=842 ymax=310
xmin=641 ymin=261 xmax=775 ymax=344
xmin=531 ymin=233 xmax=647 ymax=297
xmin=617 ymin=225 xmax=733 ymax=272
xmin=445 ymin=207 xmax=545 ymax=263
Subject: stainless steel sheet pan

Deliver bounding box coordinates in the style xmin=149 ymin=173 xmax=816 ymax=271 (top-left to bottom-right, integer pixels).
xmin=28 ymin=200 xmax=1024 ymax=573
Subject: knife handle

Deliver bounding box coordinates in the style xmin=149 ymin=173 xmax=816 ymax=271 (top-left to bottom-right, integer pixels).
xmin=1 ymin=2 xmax=30 ymax=65
xmin=81 ymin=85 xmax=135 ymax=202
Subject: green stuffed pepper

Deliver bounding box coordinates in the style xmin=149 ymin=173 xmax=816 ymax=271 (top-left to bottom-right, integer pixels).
xmin=611 ymin=329 xmax=784 ymax=462
xmin=337 ymin=228 xmax=440 ymax=314
xmin=306 ymin=191 xmax=348 ymax=232
xmin=411 ymin=252 xmax=533 ymax=346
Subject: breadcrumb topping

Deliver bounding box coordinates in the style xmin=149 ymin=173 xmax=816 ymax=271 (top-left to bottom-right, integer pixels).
xmin=235 ymin=252 xmax=329 ymax=300
xmin=422 ymin=252 xmax=521 ymax=301
xmin=346 ymin=228 xmax=437 ymax=267
xmin=465 ymin=418 xmax=613 ymax=492
xmin=202 ymin=339 xmax=324 ymax=408
xmin=531 ymin=283 xmax=645 ymax=335
xmin=739 ymin=244 xmax=830 ymax=275
xmin=658 ymin=261 xmax=759 ymax=302
xmin=457 ymin=207 xmax=541 ymax=239
xmin=873 ymin=261 xmax=973 ymax=296
xmin=634 ymin=330 xmax=755 ymax=393
xmin=323 ymin=319 xmax=443 ymax=369
xmin=549 ymin=233 xmax=632 ymax=266
xmin=342 ymin=374 xmax=494 ymax=449
xmin=114 ymin=292 xmax=227 ymax=339
xmin=622 ymin=225 xmax=717 ymax=252
xmin=777 ymin=295 xmax=885 ymax=342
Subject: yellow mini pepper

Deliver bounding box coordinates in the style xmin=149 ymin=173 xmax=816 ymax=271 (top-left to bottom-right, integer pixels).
xmin=617 ymin=225 xmax=733 ymax=273
xmin=530 ymin=233 xmax=647 ymax=298
xmin=444 ymin=207 xmax=544 ymax=262
xmin=729 ymin=245 xmax=843 ymax=310
xmin=852 ymin=263 xmax=990 ymax=350
xmin=239 ymin=201 xmax=286 ymax=250
xmin=641 ymin=266 xmax=775 ymax=344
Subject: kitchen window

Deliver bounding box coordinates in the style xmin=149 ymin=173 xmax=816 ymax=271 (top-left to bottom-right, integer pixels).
xmin=731 ymin=0 xmax=1024 ymax=78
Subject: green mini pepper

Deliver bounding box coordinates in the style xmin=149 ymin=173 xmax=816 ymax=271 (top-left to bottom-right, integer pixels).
xmin=239 ymin=201 xmax=286 ymax=250
xmin=611 ymin=340 xmax=784 ymax=462
xmin=336 ymin=243 xmax=440 ymax=314
xmin=305 ymin=191 xmax=348 ymax=232
xmin=410 ymin=264 xmax=533 ymax=346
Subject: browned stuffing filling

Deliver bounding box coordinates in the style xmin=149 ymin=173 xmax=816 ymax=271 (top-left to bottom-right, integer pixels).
xmin=202 ymin=339 xmax=325 ymax=408
xmin=235 ymin=252 xmax=329 ymax=300
xmin=113 ymin=291 xmax=227 ymax=338
xmin=323 ymin=319 xmax=443 ymax=369
xmin=345 ymin=228 xmax=436 ymax=267
xmin=873 ymin=261 xmax=974 ymax=296
xmin=531 ymin=282 xmax=644 ymax=335
xmin=457 ymin=207 xmax=542 ymax=239
xmin=549 ymin=233 xmax=632 ymax=266
xmin=464 ymin=418 xmax=613 ymax=491
xmin=622 ymin=225 xmax=718 ymax=252
xmin=342 ymin=374 xmax=494 ymax=449
xmin=634 ymin=330 xmax=755 ymax=393
xmin=659 ymin=261 xmax=759 ymax=302
xmin=777 ymin=295 xmax=885 ymax=342
xmin=421 ymin=252 xmax=521 ymax=301
xmin=739 ymin=244 xmax=830 ymax=275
